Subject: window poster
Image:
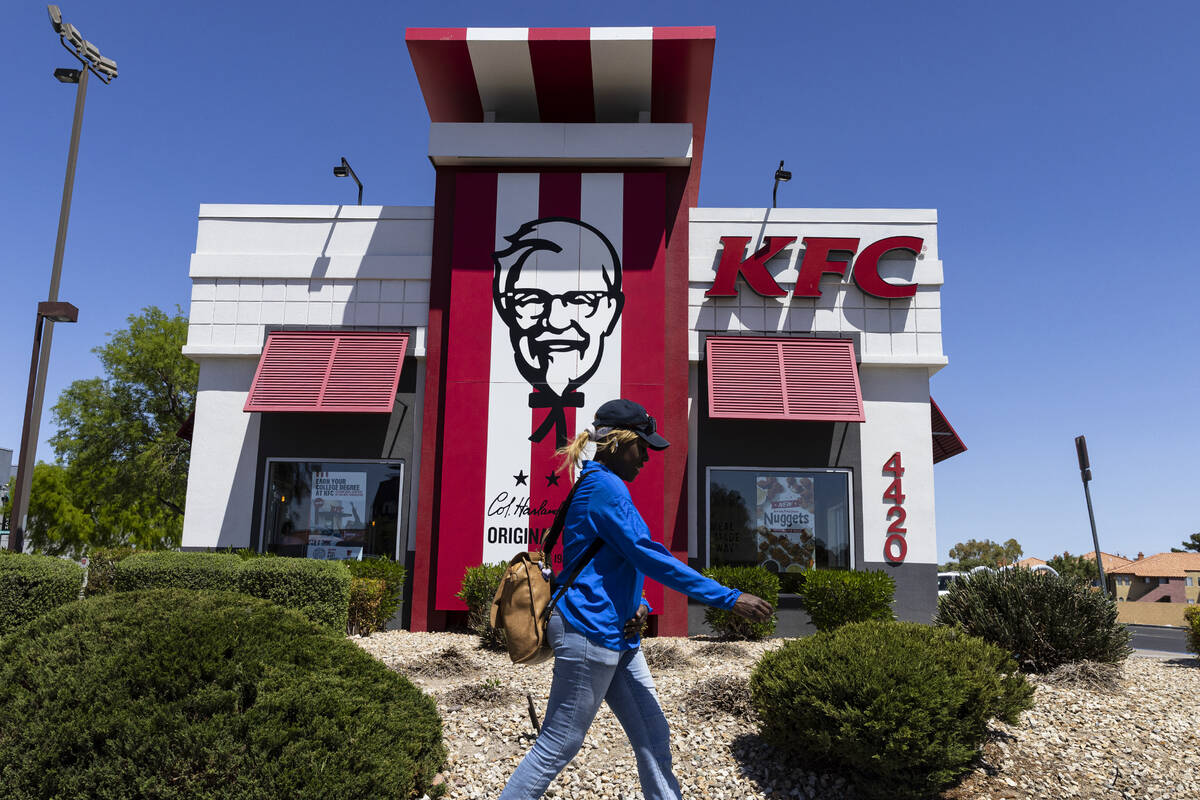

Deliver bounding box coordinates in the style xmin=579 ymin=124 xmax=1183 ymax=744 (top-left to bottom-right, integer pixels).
xmin=755 ymin=475 xmax=817 ymax=573
xmin=308 ymin=471 xmax=367 ymax=560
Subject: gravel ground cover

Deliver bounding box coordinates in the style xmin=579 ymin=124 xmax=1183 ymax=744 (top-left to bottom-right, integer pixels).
xmin=354 ymin=631 xmax=1199 ymax=799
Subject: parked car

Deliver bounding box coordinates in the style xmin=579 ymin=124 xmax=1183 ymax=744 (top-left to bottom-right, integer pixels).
xmin=937 ymin=571 xmax=961 ymax=597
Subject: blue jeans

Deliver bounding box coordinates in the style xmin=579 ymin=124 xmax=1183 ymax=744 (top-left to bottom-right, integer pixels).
xmin=499 ymin=612 xmax=682 ymax=799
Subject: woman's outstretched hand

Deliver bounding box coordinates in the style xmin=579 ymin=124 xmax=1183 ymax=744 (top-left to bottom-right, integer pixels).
xmin=731 ymin=593 xmax=774 ymax=622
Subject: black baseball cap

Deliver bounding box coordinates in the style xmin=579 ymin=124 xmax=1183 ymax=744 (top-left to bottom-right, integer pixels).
xmin=594 ymin=399 xmax=670 ymax=450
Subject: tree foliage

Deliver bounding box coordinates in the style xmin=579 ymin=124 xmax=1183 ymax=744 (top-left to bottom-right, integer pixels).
xmin=42 ymin=306 xmax=196 ymax=554
xmin=941 ymin=538 xmax=1023 ymax=571
xmin=1172 ymin=532 xmax=1200 ymax=553
xmin=1046 ymin=552 xmax=1099 ymax=583
xmin=18 ymin=463 xmax=95 ymax=556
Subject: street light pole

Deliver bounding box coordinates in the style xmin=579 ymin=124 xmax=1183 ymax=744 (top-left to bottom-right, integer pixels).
xmin=8 ymin=7 xmax=115 ymax=551
xmin=1075 ymin=435 xmax=1108 ymax=594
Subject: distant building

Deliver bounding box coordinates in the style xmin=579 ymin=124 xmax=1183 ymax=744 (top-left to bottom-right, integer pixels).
xmin=1108 ymin=552 xmax=1200 ymax=604
xmin=1016 ymin=557 xmax=1046 ymax=569
xmin=1082 ymin=550 xmax=1133 ymax=573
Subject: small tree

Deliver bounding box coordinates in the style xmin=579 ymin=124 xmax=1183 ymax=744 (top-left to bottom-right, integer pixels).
xmin=1047 ymin=552 xmax=1099 ymax=583
xmin=1172 ymin=532 xmax=1200 ymax=553
xmin=44 ymin=306 xmax=196 ymax=553
xmin=942 ymin=538 xmax=1023 ymax=571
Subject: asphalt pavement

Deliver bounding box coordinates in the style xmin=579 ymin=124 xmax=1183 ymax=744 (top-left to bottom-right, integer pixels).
xmin=1127 ymin=623 xmax=1191 ymax=655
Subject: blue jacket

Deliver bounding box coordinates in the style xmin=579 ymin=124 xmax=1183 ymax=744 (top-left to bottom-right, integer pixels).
xmin=556 ymin=460 xmax=741 ymax=650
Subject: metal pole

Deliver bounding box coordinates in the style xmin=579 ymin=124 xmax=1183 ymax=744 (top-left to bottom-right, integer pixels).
xmin=9 ymin=65 xmax=89 ymax=552
xmin=1074 ymin=435 xmax=1108 ymax=594
xmin=8 ymin=315 xmax=48 ymax=551
xmin=1081 ymin=480 xmax=1107 ymax=592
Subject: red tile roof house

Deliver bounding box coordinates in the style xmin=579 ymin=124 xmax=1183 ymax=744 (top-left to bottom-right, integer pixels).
xmin=1107 ymin=552 xmax=1200 ymax=604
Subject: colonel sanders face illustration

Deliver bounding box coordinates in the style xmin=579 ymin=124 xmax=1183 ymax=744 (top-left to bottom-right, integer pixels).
xmin=492 ymin=218 xmax=624 ymax=398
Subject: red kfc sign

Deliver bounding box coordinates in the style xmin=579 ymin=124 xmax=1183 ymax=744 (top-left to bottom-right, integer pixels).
xmin=704 ymin=235 xmax=924 ymax=300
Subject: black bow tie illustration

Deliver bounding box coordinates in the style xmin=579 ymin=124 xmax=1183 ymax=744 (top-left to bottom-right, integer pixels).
xmin=529 ymin=389 xmax=585 ymax=448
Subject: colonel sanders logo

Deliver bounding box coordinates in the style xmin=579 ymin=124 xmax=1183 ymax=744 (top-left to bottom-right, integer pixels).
xmin=492 ymin=217 xmax=624 ymax=447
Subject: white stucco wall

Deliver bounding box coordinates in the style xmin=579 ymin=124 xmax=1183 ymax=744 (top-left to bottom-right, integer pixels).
xmin=687 ymin=208 xmax=945 ymax=369
xmin=858 ymin=367 xmax=937 ymax=566
xmin=183 ymin=204 xmax=434 ymax=358
xmin=181 ymin=204 xmax=436 ymax=549
xmin=181 ymin=358 xmax=261 ymax=549
xmin=687 ymin=207 xmax=947 ymax=572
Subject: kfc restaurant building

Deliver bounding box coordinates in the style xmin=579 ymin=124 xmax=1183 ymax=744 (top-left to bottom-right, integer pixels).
xmin=180 ymin=26 xmax=965 ymax=633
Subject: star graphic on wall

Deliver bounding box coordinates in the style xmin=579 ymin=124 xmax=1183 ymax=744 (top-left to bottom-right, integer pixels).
xmin=513 ymin=470 xmax=528 ymax=486
xmin=545 ymin=472 xmax=560 ymax=487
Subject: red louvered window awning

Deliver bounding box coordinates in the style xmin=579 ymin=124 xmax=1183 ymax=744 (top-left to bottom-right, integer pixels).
xmin=244 ymin=331 xmax=410 ymax=414
xmin=930 ymin=397 xmax=967 ymax=463
xmin=706 ymin=337 xmax=865 ymax=422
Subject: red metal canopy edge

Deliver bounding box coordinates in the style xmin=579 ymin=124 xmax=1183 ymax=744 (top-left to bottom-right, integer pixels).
xmin=404 ymin=26 xmax=715 ymax=134
xmin=930 ymin=396 xmax=967 ymax=463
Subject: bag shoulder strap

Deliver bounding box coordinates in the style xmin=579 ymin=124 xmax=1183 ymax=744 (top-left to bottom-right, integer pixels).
xmin=539 ymin=469 xmax=593 ymax=557
xmin=539 ymin=470 xmax=601 ymax=621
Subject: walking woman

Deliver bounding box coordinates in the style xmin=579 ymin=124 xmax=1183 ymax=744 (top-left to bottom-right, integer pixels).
xmin=499 ymin=399 xmax=774 ymax=800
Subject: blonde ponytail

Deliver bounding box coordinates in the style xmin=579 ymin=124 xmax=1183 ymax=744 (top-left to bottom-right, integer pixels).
xmin=555 ymin=428 xmax=640 ymax=476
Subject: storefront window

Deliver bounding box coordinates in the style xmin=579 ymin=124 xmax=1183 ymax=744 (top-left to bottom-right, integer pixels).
xmin=707 ymin=468 xmax=852 ymax=576
xmin=261 ymin=460 xmax=404 ymax=560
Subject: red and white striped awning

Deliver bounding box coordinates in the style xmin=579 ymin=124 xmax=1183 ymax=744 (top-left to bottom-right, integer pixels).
xmin=244 ymin=331 xmax=409 ymax=414
xmin=405 ymin=27 xmax=715 ymax=128
xmin=706 ymin=337 xmax=865 ymax=422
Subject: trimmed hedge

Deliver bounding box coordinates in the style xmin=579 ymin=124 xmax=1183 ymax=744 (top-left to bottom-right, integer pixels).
xmin=1186 ymin=606 xmax=1200 ymax=657
xmin=113 ymin=552 xmax=351 ymax=633
xmin=0 ymin=552 xmax=85 ymax=637
xmin=457 ymin=563 xmax=509 ymax=650
xmin=935 ymin=567 xmax=1131 ymax=672
xmin=346 ymin=556 xmax=407 ymax=632
xmin=83 ymin=547 xmax=135 ymax=597
xmin=349 ymin=578 xmax=387 ymax=636
xmin=700 ymin=565 xmax=779 ymax=640
xmin=797 ymin=568 xmax=895 ymax=632
xmin=113 ymin=551 xmax=240 ymax=592
xmin=0 ymin=589 xmax=445 ymax=799
xmin=750 ymin=620 xmax=1034 ymax=800
xmin=235 ymin=557 xmax=350 ymax=634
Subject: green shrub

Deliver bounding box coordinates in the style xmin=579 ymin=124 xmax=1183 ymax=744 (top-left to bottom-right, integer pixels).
xmin=700 ymin=565 xmax=779 ymax=640
xmin=218 ymin=547 xmax=276 ymax=560
xmin=83 ymin=547 xmax=135 ymax=597
xmin=349 ymin=578 xmax=386 ymax=636
xmin=1184 ymin=605 xmax=1200 ymax=657
xmin=114 ymin=551 xmax=240 ymax=592
xmin=0 ymin=552 xmax=85 ymax=637
xmin=0 ymin=589 xmax=445 ymax=799
xmin=457 ymin=563 xmax=509 ymax=650
xmin=797 ymin=568 xmax=895 ymax=631
xmin=235 ymin=557 xmax=351 ymax=634
xmin=750 ymin=620 xmax=1034 ymax=800
xmin=112 ymin=551 xmax=351 ymax=633
xmin=778 ymin=571 xmax=806 ymax=595
xmin=935 ymin=567 xmax=1132 ymax=672
xmin=346 ymin=556 xmax=406 ymax=631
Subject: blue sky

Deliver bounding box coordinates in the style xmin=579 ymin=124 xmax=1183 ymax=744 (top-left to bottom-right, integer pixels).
xmin=2 ymin=0 xmax=1198 ymax=562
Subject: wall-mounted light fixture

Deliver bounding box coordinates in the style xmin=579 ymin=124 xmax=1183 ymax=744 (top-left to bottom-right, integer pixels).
xmin=772 ymin=160 xmax=792 ymax=209
xmin=333 ymin=157 xmax=363 ymax=205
